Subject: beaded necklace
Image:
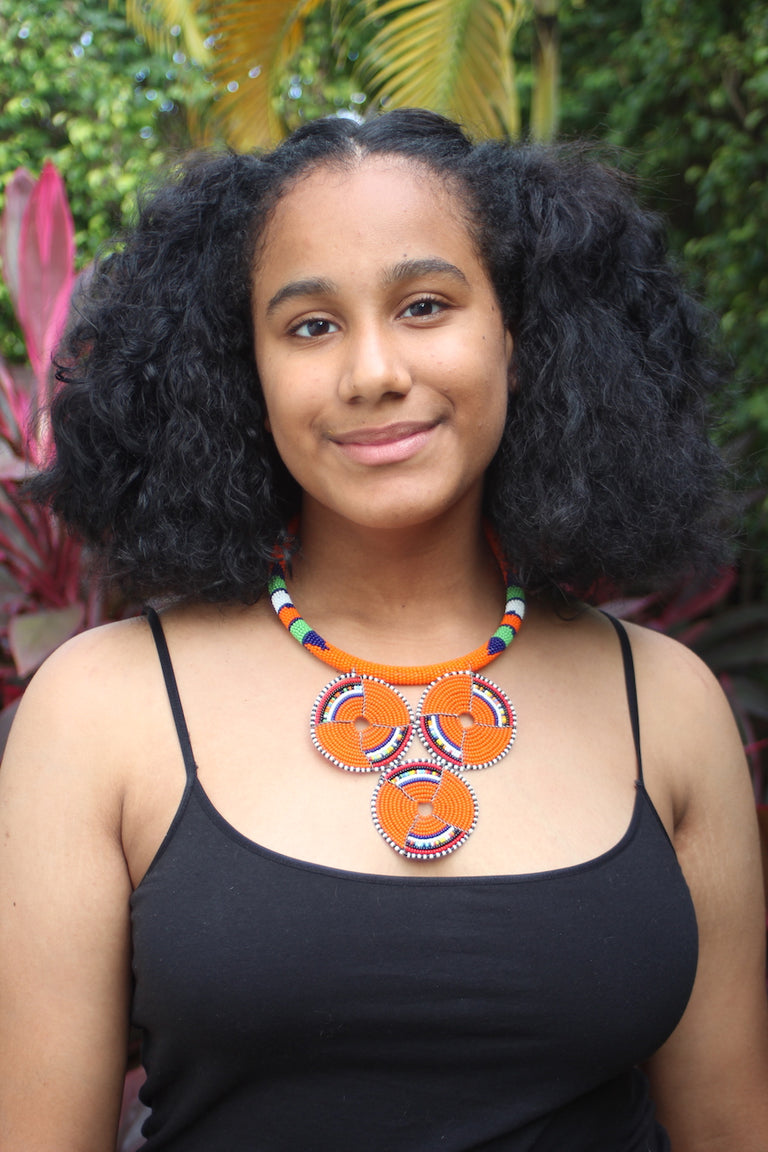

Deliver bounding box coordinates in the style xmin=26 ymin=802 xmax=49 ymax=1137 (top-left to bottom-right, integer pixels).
xmin=268 ymin=535 xmax=525 ymax=861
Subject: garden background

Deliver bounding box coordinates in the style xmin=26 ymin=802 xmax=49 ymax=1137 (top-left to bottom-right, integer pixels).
xmin=0 ymin=0 xmax=767 ymax=818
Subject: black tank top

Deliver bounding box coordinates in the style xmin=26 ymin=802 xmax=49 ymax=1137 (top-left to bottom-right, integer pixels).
xmin=131 ymin=612 xmax=698 ymax=1151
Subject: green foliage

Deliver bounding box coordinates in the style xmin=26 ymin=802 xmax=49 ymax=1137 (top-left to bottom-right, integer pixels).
xmin=0 ymin=0 xmax=212 ymax=360
xmin=272 ymin=1 xmax=372 ymax=134
xmin=556 ymin=0 xmax=768 ymax=581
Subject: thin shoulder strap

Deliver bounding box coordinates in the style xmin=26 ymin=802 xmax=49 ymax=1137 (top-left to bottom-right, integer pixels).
xmin=145 ymin=606 xmax=198 ymax=783
xmin=604 ymin=614 xmax=644 ymax=784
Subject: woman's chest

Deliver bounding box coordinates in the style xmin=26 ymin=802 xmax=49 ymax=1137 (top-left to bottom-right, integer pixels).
xmin=131 ymin=784 xmax=697 ymax=1115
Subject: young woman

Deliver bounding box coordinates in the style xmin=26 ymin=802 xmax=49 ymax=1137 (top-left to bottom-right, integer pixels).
xmin=0 ymin=110 xmax=766 ymax=1151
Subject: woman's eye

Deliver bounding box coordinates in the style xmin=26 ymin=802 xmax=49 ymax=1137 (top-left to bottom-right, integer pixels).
xmin=291 ymin=317 xmax=339 ymax=338
xmin=402 ymin=298 xmax=444 ymax=319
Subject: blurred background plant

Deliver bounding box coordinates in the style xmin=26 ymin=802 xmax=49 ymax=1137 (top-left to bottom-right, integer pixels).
xmin=556 ymin=0 xmax=768 ymax=804
xmin=0 ymin=160 xmax=138 ymax=740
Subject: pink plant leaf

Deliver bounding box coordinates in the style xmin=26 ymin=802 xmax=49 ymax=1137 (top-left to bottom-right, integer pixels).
xmin=0 ymin=356 xmax=31 ymax=450
xmin=0 ymin=485 xmax=59 ymax=561
xmin=16 ymin=161 xmax=75 ymax=397
xmin=0 ymin=167 xmax=36 ymax=314
xmin=653 ymin=568 xmax=738 ymax=632
xmin=597 ymin=593 xmax=659 ymax=620
xmin=8 ymin=603 xmax=84 ymax=678
xmin=0 ymin=699 xmax=21 ymax=759
xmin=0 ymin=441 xmax=28 ymax=481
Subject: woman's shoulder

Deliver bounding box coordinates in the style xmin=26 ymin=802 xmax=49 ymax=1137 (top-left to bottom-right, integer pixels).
xmin=0 ymin=616 xmax=162 ymax=805
xmin=19 ymin=613 xmax=158 ymax=716
xmin=616 ymin=617 xmax=748 ymax=822
xmin=538 ymin=607 xmax=744 ymax=814
xmin=530 ymin=600 xmax=725 ymax=693
xmin=19 ymin=599 xmax=256 ymax=697
xmin=10 ymin=598 xmax=277 ymax=746
xmin=620 ymin=616 xmax=733 ymax=725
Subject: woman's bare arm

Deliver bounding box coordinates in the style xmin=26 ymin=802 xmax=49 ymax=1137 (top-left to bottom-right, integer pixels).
xmin=0 ymin=627 xmax=137 ymax=1152
xmin=635 ymin=627 xmax=768 ymax=1151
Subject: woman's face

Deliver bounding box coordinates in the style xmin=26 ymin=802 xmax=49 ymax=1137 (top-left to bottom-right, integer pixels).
xmin=251 ymin=157 xmax=512 ymax=534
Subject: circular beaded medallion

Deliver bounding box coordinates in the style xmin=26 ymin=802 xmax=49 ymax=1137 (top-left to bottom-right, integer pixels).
xmin=372 ymin=761 xmax=478 ymax=859
xmin=417 ymin=671 xmax=516 ymax=769
xmin=311 ymin=673 xmax=414 ymax=772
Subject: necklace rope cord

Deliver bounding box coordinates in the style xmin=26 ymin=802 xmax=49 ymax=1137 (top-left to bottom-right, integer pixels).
xmin=268 ymin=530 xmax=525 ymax=685
xmin=268 ymin=530 xmax=526 ymax=860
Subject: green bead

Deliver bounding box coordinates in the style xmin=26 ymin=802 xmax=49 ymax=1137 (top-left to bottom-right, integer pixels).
xmin=289 ymin=618 xmax=312 ymax=642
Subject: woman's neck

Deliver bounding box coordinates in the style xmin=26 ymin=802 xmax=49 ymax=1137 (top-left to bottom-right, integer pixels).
xmin=285 ymin=504 xmax=507 ymax=667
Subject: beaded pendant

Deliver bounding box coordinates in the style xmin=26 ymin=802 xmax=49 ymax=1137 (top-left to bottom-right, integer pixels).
xmin=311 ymin=674 xmax=413 ymax=772
xmin=418 ymin=671 xmax=516 ymax=769
xmin=372 ymin=762 xmax=478 ymax=859
xmin=269 ymin=534 xmax=525 ymax=860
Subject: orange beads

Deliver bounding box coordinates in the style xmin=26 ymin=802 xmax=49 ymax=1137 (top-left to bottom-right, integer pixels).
xmin=418 ymin=672 xmax=516 ymax=768
xmin=311 ymin=669 xmax=517 ymax=857
xmin=372 ymin=762 xmax=478 ymax=859
xmin=311 ymin=674 xmax=413 ymax=772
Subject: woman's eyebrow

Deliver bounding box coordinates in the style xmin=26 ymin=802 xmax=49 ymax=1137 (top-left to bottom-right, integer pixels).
xmin=265 ymin=257 xmax=468 ymax=316
xmin=265 ymin=277 xmax=336 ymax=315
xmin=383 ymin=257 xmax=468 ymax=286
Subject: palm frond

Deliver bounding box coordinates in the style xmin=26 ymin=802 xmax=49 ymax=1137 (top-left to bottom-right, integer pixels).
xmin=357 ymin=0 xmax=526 ymax=138
xmin=209 ymin=0 xmax=329 ymax=149
xmin=117 ymin=0 xmax=212 ymax=65
xmin=530 ymin=0 xmax=559 ymax=140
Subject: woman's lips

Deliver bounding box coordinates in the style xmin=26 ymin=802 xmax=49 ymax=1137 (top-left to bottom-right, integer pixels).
xmin=330 ymin=422 xmax=438 ymax=466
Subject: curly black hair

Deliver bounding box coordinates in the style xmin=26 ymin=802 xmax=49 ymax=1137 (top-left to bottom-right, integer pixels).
xmin=29 ymin=109 xmax=730 ymax=602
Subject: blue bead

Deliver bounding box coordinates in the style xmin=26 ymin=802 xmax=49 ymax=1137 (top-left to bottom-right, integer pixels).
xmin=303 ymin=630 xmax=328 ymax=649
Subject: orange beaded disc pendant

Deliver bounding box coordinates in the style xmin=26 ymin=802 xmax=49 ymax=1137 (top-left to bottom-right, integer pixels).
xmin=311 ymin=673 xmax=414 ymax=772
xmin=372 ymin=762 xmax=478 ymax=860
xmin=269 ymin=528 xmax=525 ymax=860
xmin=418 ymin=671 xmax=517 ymax=769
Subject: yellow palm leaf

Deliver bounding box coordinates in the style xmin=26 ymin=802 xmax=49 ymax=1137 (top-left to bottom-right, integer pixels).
xmin=358 ymin=0 xmax=526 ymax=138
xmin=209 ymin=0 xmax=329 ymax=149
xmin=531 ymin=0 xmax=559 ymax=140
xmin=117 ymin=0 xmax=212 ymax=65
xmin=124 ymin=0 xmax=535 ymax=148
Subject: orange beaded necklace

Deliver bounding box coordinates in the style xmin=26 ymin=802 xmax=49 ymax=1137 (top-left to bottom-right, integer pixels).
xmin=268 ymin=535 xmax=526 ymax=860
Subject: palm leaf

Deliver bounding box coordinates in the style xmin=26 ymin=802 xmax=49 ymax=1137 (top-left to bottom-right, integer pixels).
xmin=530 ymin=0 xmax=559 ymax=140
xmin=357 ymin=0 xmax=526 ymax=138
xmin=116 ymin=0 xmax=212 ymax=65
xmin=210 ymin=0 xmax=329 ymax=149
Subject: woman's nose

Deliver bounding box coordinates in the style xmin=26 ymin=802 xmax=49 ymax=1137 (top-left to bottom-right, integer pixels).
xmin=338 ymin=323 xmax=412 ymax=403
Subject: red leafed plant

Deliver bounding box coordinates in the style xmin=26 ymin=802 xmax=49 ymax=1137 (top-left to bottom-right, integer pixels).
xmin=0 ymin=162 xmax=127 ymax=725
